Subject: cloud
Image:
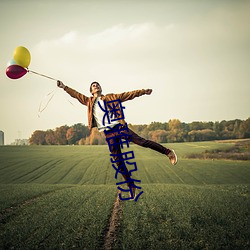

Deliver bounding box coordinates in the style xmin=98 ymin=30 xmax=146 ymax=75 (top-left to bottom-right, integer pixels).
xmin=33 ymin=23 xmax=154 ymax=51
xmin=59 ymin=31 xmax=78 ymax=44
xmin=31 ymin=23 xmax=163 ymax=79
xmin=32 ymin=23 xmax=161 ymax=62
xmin=31 ymin=10 xmax=250 ymax=84
xmin=86 ymin=23 xmax=153 ymax=50
xmin=35 ymin=31 xmax=79 ymax=50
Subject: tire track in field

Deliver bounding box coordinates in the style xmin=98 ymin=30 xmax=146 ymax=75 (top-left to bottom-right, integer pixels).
xmin=79 ymin=157 xmax=108 ymax=185
xmin=0 ymin=161 xmax=27 ymax=171
xmin=11 ymin=160 xmax=63 ymax=183
xmin=78 ymin=159 xmax=98 ymax=185
xmin=54 ymin=159 xmax=84 ymax=184
xmin=27 ymin=160 xmax=65 ymax=183
xmin=180 ymin=167 xmax=207 ymax=185
xmin=0 ymin=185 xmax=75 ymax=225
xmin=103 ymin=190 xmax=122 ymax=250
xmin=166 ymin=165 xmax=186 ymax=184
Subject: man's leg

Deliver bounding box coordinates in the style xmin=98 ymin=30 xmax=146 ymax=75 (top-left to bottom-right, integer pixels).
xmin=105 ymin=131 xmax=135 ymax=187
xmin=126 ymin=128 xmax=178 ymax=165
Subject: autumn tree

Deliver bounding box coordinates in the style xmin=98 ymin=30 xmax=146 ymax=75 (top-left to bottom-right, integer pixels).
xmin=54 ymin=125 xmax=69 ymax=145
xmin=167 ymin=119 xmax=184 ymax=142
xmin=87 ymin=128 xmax=106 ymax=145
xmin=150 ymin=129 xmax=168 ymax=143
xmin=45 ymin=129 xmax=57 ymax=145
xmin=29 ymin=118 xmax=250 ymax=145
xmin=29 ymin=130 xmax=46 ymax=145
xmin=66 ymin=127 xmax=75 ymax=145
xmin=66 ymin=123 xmax=90 ymax=145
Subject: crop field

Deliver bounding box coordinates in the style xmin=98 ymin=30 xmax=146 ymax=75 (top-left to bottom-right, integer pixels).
xmin=0 ymin=141 xmax=249 ymax=249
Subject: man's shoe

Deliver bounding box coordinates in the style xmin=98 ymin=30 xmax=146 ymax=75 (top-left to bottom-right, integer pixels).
xmin=130 ymin=187 xmax=137 ymax=200
xmin=167 ymin=150 xmax=178 ymax=165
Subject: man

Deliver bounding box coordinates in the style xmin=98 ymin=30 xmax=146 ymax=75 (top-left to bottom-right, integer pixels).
xmin=57 ymin=81 xmax=177 ymax=199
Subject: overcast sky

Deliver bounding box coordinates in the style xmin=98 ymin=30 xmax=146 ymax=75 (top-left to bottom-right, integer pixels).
xmin=0 ymin=0 xmax=249 ymax=144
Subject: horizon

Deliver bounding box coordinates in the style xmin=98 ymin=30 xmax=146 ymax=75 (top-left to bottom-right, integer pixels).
xmin=2 ymin=116 xmax=249 ymax=145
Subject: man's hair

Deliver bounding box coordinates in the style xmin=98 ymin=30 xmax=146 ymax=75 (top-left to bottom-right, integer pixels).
xmin=90 ymin=81 xmax=101 ymax=93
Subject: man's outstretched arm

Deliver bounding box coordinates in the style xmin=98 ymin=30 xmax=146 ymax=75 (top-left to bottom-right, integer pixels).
xmin=57 ymin=80 xmax=89 ymax=106
xmin=113 ymin=88 xmax=153 ymax=102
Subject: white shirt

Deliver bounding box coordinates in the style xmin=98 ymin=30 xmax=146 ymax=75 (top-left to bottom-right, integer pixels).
xmin=93 ymin=97 xmax=119 ymax=132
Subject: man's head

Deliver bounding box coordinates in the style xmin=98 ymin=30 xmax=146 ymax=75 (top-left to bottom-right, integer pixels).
xmin=90 ymin=82 xmax=102 ymax=95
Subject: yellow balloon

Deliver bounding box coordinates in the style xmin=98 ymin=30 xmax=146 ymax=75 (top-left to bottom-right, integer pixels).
xmin=13 ymin=46 xmax=31 ymax=68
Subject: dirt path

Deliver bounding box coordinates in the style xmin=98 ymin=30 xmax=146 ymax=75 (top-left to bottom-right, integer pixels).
xmin=103 ymin=190 xmax=122 ymax=250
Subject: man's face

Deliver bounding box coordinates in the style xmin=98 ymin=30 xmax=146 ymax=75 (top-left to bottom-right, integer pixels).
xmin=91 ymin=82 xmax=102 ymax=95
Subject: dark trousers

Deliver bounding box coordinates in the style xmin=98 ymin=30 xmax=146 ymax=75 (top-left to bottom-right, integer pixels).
xmin=104 ymin=125 xmax=170 ymax=186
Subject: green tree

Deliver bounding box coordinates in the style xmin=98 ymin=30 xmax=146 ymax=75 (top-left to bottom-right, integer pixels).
xmin=213 ymin=121 xmax=221 ymax=139
xmin=188 ymin=129 xmax=216 ymax=141
xmin=147 ymin=122 xmax=167 ymax=131
xmin=233 ymin=119 xmax=243 ymax=139
xmin=189 ymin=121 xmax=204 ymax=131
xmin=239 ymin=118 xmax=250 ymax=138
xmin=181 ymin=122 xmax=189 ymax=142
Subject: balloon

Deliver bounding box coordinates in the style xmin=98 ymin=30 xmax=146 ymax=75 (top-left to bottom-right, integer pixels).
xmin=7 ymin=58 xmax=17 ymax=67
xmin=13 ymin=46 xmax=31 ymax=68
xmin=6 ymin=65 xmax=27 ymax=79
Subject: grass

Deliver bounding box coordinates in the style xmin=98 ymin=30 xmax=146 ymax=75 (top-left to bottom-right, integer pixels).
xmin=0 ymin=184 xmax=116 ymax=249
xmin=0 ymin=141 xmax=250 ymax=249
xmin=119 ymin=184 xmax=250 ymax=249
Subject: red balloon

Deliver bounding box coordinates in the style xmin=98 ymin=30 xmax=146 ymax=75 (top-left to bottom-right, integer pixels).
xmin=6 ymin=65 xmax=27 ymax=79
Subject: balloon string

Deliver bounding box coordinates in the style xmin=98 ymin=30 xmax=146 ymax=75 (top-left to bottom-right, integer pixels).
xmin=37 ymin=90 xmax=76 ymax=117
xmin=67 ymin=99 xmax=75 ymax=106
xmin=28 ymin=69 xmax=58 ymax=81
xmin=38 ymin=88 xmax=58 ymax=118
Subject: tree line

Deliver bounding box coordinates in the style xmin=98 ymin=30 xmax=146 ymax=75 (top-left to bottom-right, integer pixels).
xmin=29 ymin=118 xmax=250 ymax=145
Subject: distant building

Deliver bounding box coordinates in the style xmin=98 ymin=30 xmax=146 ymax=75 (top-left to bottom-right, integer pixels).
xmin=0 ymin=131 xmax=4 ymax=145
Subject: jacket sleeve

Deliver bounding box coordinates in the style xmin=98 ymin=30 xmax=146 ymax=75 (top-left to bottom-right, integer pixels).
xmin=64 ymin=86 xmax=89 ymax=106
xmin=113 ymin=89 xmax=146 ymax=102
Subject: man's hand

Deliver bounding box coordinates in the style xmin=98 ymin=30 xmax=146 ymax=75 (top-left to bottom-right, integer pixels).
xmin=57 ymin=80 xmax=65 ymax=89
xmin=145 ymin=89 xmax=152 ymax=95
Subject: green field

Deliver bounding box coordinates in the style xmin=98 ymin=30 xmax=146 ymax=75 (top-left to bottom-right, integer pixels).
xmin=0 ymin=141 xmax=249 ymax=249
